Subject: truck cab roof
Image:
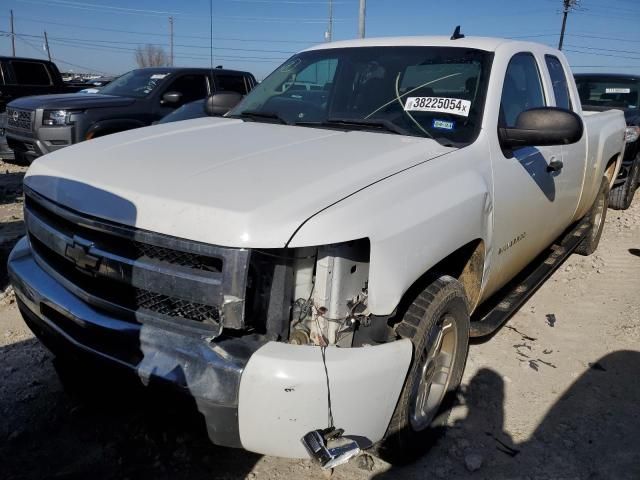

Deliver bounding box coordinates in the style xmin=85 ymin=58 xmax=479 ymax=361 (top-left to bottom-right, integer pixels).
xmin=304 ymin=35 xmax=547 ymax=53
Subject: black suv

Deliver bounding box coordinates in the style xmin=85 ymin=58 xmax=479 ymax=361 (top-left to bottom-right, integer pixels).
xmin=575 ymin=73 xmax=640 ymax=210
xmin=1 ymin=56 xmax=87 ymax=160
xmin=5 ymin=67 xmax=256 ymax=164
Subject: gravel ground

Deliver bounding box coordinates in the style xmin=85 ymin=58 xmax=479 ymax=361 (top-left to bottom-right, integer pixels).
xmin=1 ymin=158 xmax=639 ymax=480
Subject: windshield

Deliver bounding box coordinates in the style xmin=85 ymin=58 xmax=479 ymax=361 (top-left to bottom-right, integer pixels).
xmin=228 ymin=46 xmax=493 ymax=145
xmin=99 ymin=70 xmax=172 ymax=98
xmin=159 ymin=99 xmax=206 ymax=124
xmin=575 ymin=76 xmax=640 ymax=110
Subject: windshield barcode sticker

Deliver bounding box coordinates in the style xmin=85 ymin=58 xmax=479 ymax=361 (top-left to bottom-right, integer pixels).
xmin=404 ymin=97 xmax=471 ymax=117
xmin=605 ymin=87 xmax=631 ymax=94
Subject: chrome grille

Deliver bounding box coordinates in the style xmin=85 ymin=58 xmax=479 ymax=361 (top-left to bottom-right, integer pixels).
xmin=24 ymin=188 xmax=249 ymax=332
xmin=6 ymin=108 xmax=33 ymax=131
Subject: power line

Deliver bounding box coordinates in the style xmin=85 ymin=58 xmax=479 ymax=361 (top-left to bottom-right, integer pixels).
xmin=572 ymin=10 xmax=640 ymax=21
xmin=0 ymin=15 xmax=318 ymax=43
xmin=46 ymin=39 xmax=288 ymax=60
xmin=563 ymin=48 xmax=640 ymax=61
xmin=17 ymin=0 xmax=185 ymax=17
xmin=568 ymin=33 xmax=640 ymax=44
xmin=570 ymin=65 xmax=640 ymax=69
xmin=15 ymin=1 xmax=348 ymax=23
xmin=564 ymin=44 xmax=640 ymax=55
xmin=2 ymin=31 xmax=297 ymax=55
xmin=224 ymin=0 xmax=349 ymax=3
xmin=15 ymin=34 xmax=111 ymax=73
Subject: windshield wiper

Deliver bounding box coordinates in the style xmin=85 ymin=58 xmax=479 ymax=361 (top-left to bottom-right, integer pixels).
xmin=236 ymin=110 xmax=290 ymax=125
xmin=297 ymin=117 xmax=413 ymax=136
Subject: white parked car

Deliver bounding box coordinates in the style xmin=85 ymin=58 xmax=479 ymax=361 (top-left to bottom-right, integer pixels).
xmin=8 ymin=35 xmax=625 ymax=466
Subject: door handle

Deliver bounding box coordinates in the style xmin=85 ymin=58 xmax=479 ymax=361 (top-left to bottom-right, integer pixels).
xmin=547 ymin=159 xmax=564 ymax=173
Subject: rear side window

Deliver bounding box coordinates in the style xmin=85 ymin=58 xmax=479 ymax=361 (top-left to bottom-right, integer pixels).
xmin=500 ymin=52 xmax=546 ymax=127
xmin=164 ymin=74 xmax=209 ymax=104
xmin=10 ymin=61 xmax=52 ymax=86
xmin=215 ymin=74 xmax=248 ymax=94
xmin=545 ymin=55 xmax=571 ymax=110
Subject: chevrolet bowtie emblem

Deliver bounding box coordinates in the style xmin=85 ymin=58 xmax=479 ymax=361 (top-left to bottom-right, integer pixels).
xmin=65 ymin=237 xmax=101 ymax=271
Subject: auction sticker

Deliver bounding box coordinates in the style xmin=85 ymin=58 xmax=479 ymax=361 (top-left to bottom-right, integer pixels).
xmin=404 ymin=97 xmax=471 ymax=117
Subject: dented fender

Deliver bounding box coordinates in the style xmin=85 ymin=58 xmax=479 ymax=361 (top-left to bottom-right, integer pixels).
xmin=238 ymin=339 xmax=413 ymax=458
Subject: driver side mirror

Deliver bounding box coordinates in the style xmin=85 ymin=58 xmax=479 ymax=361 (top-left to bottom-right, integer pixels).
xmin=499 ymin=107 xmax=583 ymax=149
xmin=204 ymin=91 xmax=243 ymax=116
xmin=161 ymin=91 xmax=182 ymax=105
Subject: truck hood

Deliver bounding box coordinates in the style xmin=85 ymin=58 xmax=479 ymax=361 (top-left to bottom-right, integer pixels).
xmin=25 ymin=117 xmax=455 ymax=247
xmin=8 ymin=93 xmax=136 ymax=110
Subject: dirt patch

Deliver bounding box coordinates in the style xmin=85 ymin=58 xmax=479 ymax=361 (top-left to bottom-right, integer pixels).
xmin=1 ymin=169 xmax=639 ymax=479
xmin=0 ymin=159 xmax=26 ymax=291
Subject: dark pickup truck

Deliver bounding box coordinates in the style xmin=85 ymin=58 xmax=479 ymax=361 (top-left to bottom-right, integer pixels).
xmin=1 ymin=56 xmax=86 ymax=160
xmin=575 ymin=73 xmax=640 ymax=209
xmin=5 ymin=67 xmax=256 ymax=164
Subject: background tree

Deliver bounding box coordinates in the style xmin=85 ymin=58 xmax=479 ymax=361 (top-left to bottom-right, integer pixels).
xmin=134 ymin=44 xmax=169 ymax=68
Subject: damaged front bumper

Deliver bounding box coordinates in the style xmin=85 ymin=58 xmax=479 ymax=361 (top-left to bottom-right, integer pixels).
xmin=8 ymin=236 xmax=413 ymax=458
xmin=8 ymin=236 xmax=265 ymax=448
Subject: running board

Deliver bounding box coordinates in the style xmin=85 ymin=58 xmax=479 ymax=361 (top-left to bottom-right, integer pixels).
xmin=470 ymin=217 xmax=591 ymax=337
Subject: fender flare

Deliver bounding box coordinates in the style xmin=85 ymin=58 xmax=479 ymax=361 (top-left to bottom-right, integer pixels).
xmin=85 ymin=119 xmax=146 ymax=139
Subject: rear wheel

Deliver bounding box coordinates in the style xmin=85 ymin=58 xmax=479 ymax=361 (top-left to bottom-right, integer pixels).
xmin=576 ymin=176 xmax=610 ymax=256
xmin=609 ymin=154 xmax=639 ymax=210
xmin=377 ymin=275 xmax=470 ymax=464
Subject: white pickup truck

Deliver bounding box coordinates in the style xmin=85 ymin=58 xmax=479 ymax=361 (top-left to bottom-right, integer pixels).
xmin=8 ymin=35 xmax=626 ymax=465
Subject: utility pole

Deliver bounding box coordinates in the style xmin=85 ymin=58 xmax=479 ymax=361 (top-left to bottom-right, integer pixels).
xmin=325 ymin=0 xmax=333 ymax=42
xmin=44 ymin=30 xmax=51 ymax=61
xmin=358 ymin=0 xmax=366 ymax=39
xmin=10 ymin=9 xmax=16 ymax=56
xmin=558 ymin=0 xmax=579 ymax=50
xmin=169 ymin=16 xmax=174 ymax=66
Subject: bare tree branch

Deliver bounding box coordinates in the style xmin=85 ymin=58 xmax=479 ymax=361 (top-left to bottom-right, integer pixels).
xmin=134 ymin=44 xmax=169 ymax=68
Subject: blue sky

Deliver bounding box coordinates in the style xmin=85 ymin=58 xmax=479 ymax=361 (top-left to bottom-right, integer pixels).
xmin=1 ymin=0 xmax=638 ymax=79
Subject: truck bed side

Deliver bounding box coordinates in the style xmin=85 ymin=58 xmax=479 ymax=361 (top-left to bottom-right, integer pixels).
xmin=575 ymin=110 xmax=626 ymax=220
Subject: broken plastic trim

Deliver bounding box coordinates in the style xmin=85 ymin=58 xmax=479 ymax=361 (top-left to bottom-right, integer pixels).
xmin=301 ymin=427 xmax=361 ymax=470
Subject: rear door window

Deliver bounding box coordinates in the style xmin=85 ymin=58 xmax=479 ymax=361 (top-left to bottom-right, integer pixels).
xmin=215 ymin=73 xmax=248 ymax=94
xmin=9 ymin=61 xmax=52 ymax=86
xmin=163 ymin=74 xmax=209 ymax=105
xmin=545 ymin=55 xmax=571 ymax=110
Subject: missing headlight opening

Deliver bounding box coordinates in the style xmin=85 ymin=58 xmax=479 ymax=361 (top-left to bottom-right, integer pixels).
xmin=246 ymin=239 xmax=372 ymax=347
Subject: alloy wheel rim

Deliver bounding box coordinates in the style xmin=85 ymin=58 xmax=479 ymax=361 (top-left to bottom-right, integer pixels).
xmin=410 ymin=314 xmax=459 ymax=431
xmin=592 ymin=189 xmax=606 ymax=241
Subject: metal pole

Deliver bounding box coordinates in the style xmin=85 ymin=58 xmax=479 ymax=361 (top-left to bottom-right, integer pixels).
xmin=44 ymin=30 xmax=51 ymax=61
xmin=169 ymin=16 xmax=174 ymax=66
xmin=326 ymin=0 xmax=333 ymax=42
xmin=558 ymin=1 xmax=569 ymax=50
xmin=358 ymin=0 xmax=366 ymax=39
xmin=10 ymin=9 xmax=16 ymax=56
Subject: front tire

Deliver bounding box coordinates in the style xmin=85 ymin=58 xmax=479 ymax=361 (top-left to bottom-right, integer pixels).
xmin=378 ymin=275 xmax=470 ymax=464
xmin=10 ymin=151 xmax=31 ymax=166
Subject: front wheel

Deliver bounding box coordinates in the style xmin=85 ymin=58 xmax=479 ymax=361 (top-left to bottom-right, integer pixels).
xmin=377 ymin=275 xmax=470 ymax=464
xmin=10 ymin=150 xmax=31 ymax=166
